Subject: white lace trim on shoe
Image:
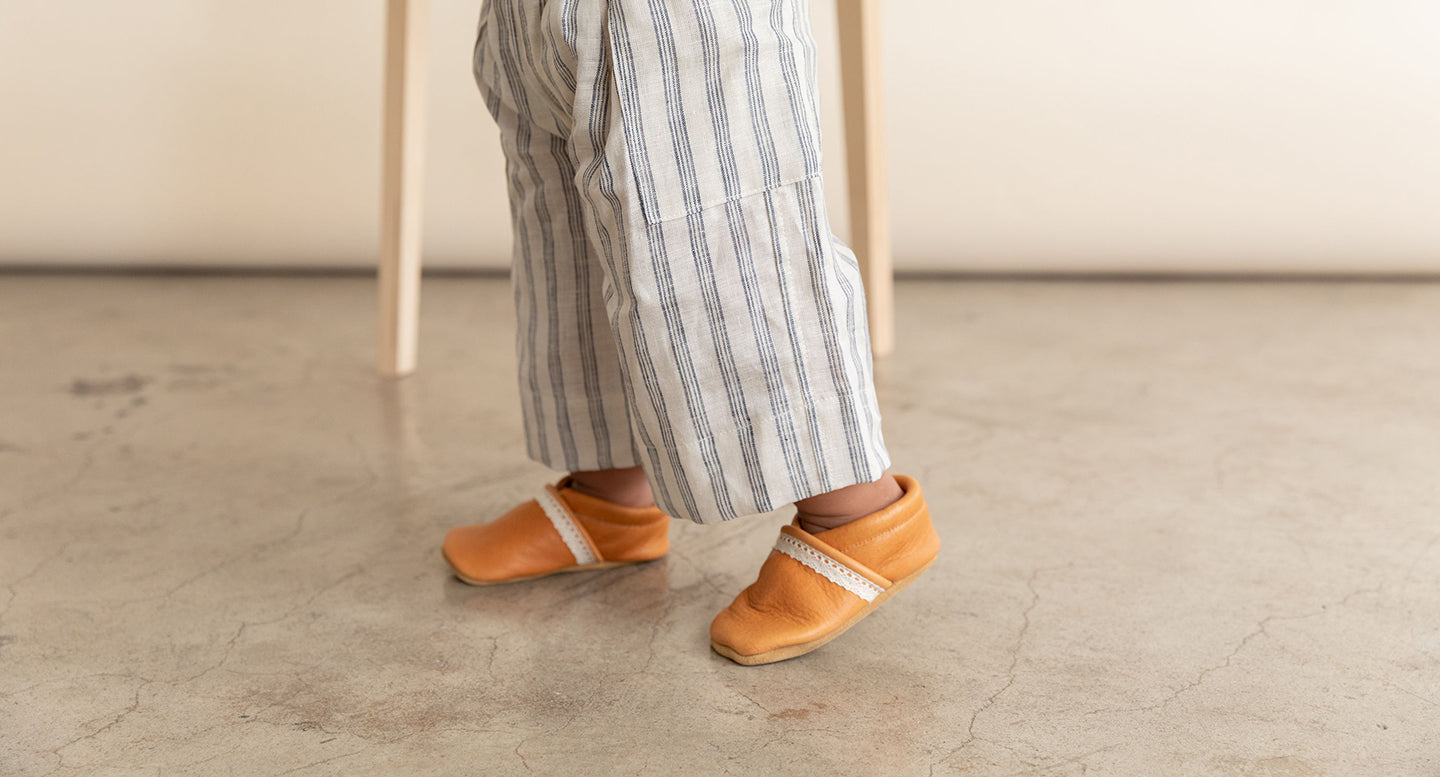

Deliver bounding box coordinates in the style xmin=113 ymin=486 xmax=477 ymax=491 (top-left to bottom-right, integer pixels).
xmin=537 ymin=489 xmax=597 ymax=566
xmin=773 ymin=534 xmax=883 ymax=603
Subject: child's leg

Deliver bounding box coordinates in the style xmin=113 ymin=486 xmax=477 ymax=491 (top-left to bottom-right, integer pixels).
xmin=567 ymin=465 xmax=653 ymax=507
xmin=793 ymin=473 xmax=905 ymax=532
xmin=569 ymin=0 xmax=893 ymax=525
xmin=473 ymin=0 xmax=641 ymax=477
xmin=574 ymin=0 xmax=939 ymax=664
xmin=442 ymin=0 xmax=673 ymax=587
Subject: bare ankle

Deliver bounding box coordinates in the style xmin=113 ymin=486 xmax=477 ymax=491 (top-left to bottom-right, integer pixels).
xmin=567 ymin=466 xmax=655 ymax=508
xmin=794 ymin=473 xmax=904 ymax=534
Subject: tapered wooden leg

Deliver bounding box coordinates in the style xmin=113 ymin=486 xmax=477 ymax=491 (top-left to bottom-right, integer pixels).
xmin=378 ymin=0 xmax=429 ymax=377
xmin=836 ymin=0 xmax=894 ymax=358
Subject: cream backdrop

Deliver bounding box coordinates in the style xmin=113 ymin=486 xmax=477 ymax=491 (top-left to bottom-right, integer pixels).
xmin=3 ymin=1 xmax=1440 ymax=273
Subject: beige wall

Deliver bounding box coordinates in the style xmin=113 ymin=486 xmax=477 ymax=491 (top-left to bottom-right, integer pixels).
xmin=3 ymin=1 xmax=1440 ymax=273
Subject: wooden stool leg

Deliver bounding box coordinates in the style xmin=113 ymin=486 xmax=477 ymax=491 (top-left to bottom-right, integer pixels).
xmin=836 ymin=0 xmax=894 ymax=358
xmin=378 ymin=0 xmax=429 ymax=377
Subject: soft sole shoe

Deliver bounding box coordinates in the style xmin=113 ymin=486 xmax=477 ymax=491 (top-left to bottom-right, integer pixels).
xmin=442 ymin=478 xmax=670 ymax=585
xmin=709 ymin=474 xmax=940 ymax=665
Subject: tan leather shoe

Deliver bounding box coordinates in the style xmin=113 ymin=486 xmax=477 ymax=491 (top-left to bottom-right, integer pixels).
xmin=442 ymin=478 xmax=670 ymax=585
xmin=710 ymin=474 xmax=940 ymax=665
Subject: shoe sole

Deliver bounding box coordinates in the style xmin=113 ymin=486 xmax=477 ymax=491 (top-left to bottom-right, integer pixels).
xmin=709 ymin=555 xmax=938 ymax=666
xmin=443 ymin=548 xmax=651 ymax=586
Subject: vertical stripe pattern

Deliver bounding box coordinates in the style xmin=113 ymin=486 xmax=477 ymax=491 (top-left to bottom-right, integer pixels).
xmin=474 ymin=0 xmax=889 ymax=523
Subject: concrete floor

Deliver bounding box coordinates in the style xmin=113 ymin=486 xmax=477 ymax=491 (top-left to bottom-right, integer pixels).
xmin=1 ymin=276 xmax=1437 ymax=776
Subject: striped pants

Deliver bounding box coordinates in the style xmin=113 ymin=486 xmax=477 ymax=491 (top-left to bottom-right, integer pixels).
xmin=474 ymin=0 xmax=888 ymax=524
